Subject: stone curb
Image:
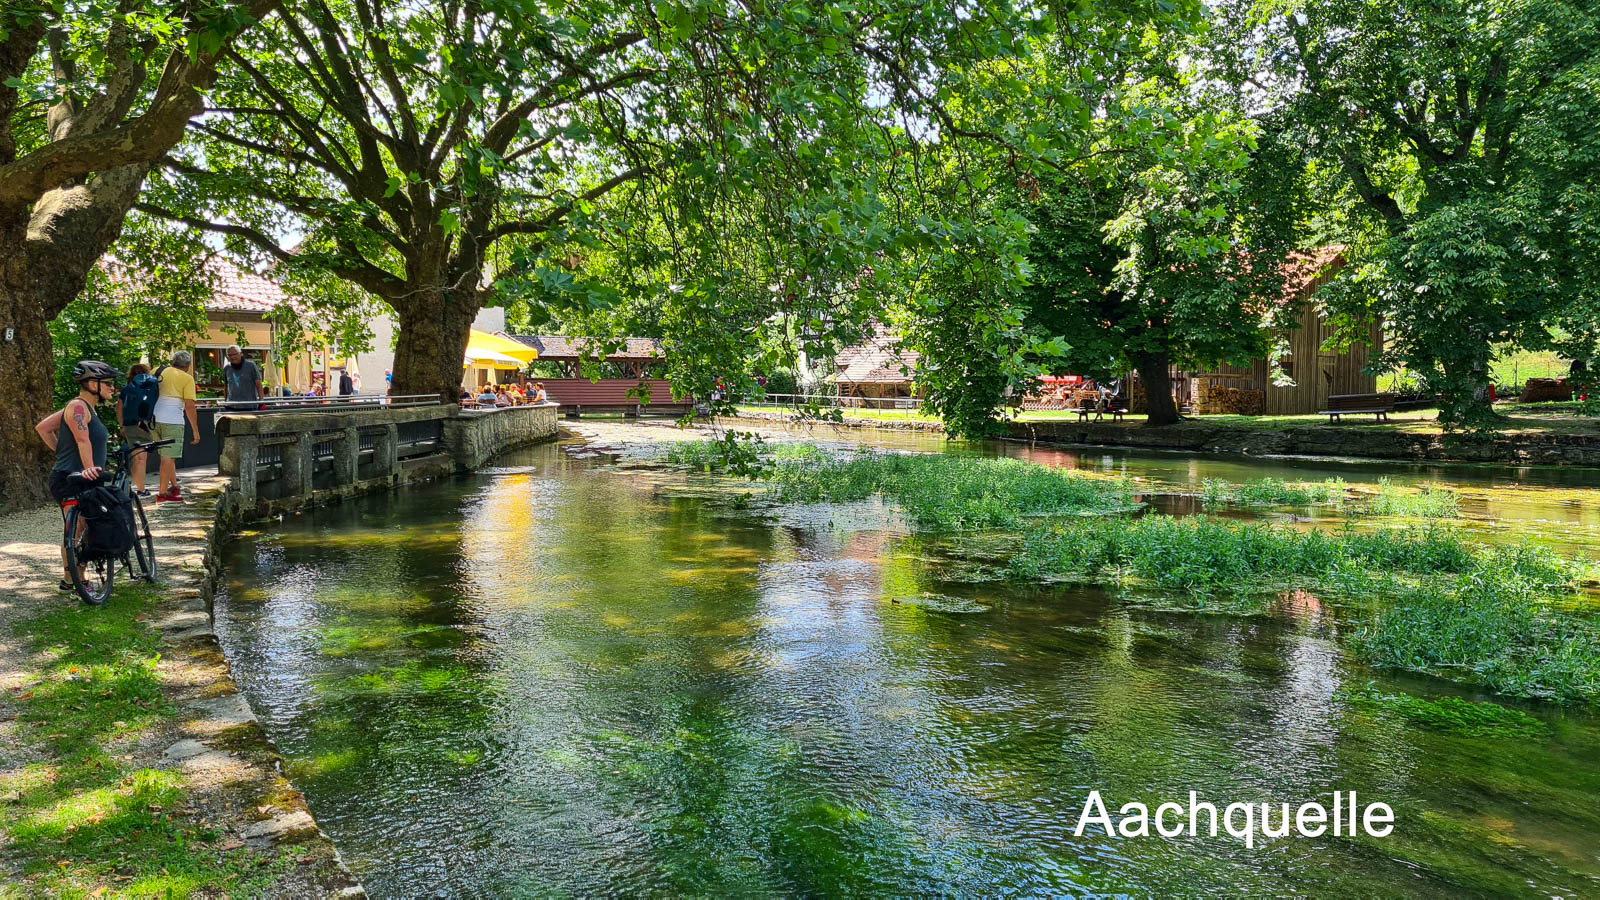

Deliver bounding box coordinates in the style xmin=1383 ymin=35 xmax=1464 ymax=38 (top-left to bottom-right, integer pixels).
xmin=149 ymin=475 xmax=367 ymax=897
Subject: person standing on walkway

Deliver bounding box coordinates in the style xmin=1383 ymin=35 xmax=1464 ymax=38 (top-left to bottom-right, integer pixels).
xmin=115 ymin=363 xmax=160 ymax=496
xmin=34 ymin=360 xmax=118 ymax=588
xmin=338 ymin=369 xmax=354 ymax=396
xmin=153 ymin=350 xmax=200 ymax=503
xmin=222 ymin=344 xmax=265 ymax=409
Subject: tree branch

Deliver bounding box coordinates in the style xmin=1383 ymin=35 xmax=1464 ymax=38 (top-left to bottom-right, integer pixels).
xmin=0 ymin=0 xmax=281 ymax=206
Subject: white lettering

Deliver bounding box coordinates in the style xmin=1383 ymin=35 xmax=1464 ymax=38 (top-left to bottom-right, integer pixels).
xmin=1154 ymin=802 xmax=1185 ymax=838
xmin=1223 ymin=802 xmax=1256 ymax=849
xmin=1075 ymin=791 xmax=1114 ymax=837
xmin=1363 ymin=802 xmax=1394 ymax=837
xmin=1189 ymin=791 xmax=1218 ymax=837
xmin=1260 ymin=803 xmax=1291 ymax=839
xmin=1118 ymin=802 xmax=1150 ymax=837
xmin=1296 ymin=802 xmax=1327 ymax=837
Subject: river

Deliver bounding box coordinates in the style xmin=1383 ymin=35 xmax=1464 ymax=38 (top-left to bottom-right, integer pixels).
xmin=214 ymin=424 xmax=1600 ymax=896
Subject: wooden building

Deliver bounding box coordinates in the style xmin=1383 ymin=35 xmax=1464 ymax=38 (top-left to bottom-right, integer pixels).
xmin=1195 ymin=247 xmax=1382 ymax=416
xmin=506 ymin=334 xmax=685 ymax=415
xmin=833 ymin=324 xmax=922 ymax=406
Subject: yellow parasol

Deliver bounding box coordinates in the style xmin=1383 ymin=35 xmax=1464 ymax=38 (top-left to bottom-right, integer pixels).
xmin=465 ymin=330 xmax=538 ymax=364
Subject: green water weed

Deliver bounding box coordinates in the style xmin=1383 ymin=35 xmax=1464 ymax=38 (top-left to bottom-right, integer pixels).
xmin=1365 ymin=479 xmax=1462 ymax=518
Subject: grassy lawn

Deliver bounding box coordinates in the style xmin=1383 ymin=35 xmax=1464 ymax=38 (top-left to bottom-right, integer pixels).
xmin=0 ymin=584 xmax=303 ymax=897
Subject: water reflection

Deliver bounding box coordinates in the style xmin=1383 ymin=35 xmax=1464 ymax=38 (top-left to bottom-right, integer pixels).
xmin=215 ymin=441 xmax=1600 ymax=897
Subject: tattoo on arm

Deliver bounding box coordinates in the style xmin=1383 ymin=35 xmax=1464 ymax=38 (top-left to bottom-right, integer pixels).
xmin=69 ymin=404 xmax=88 ymax=434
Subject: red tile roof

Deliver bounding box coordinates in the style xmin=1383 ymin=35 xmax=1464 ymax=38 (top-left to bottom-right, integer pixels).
xmin=203 ymin=259 xmax=289 ymax=313
xmin=835 ymin=324 xmax=919 ymax=384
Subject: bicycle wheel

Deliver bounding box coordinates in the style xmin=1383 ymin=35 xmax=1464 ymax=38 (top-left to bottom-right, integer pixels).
xmin=63 ymin=509 xmax=113 ymax=606
xmin=129 ymin=492 xmax=157 ymax=582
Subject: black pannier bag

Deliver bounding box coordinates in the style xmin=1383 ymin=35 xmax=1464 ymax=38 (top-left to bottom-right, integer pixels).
xmin=75 ymin=485 xmax=136 ymax=560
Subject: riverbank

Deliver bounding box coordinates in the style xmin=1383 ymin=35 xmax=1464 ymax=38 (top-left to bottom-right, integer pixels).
xmin=718 ymin=407 xmax=1600 ymax=466
xmin=1006 ymin=416 xmax=1600 ymax=466
xmin=0 ymin=479 xmax=362 ymax=896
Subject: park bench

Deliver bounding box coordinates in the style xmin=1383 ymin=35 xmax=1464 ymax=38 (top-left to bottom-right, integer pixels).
xmin=1076 ymin=397 xmax=1127 ymax=423
xmin=1318 ymin=392 xmax=1396 ymax=424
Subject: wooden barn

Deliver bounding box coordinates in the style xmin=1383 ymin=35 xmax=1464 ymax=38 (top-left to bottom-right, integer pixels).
xmin=1184 ymin=247 xmax=1383 ymax=416
xmin=833 ymin=324 xmax=922 ymax=407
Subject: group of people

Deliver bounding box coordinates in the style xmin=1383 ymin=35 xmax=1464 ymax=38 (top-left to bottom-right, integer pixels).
xmin=33 ymin=352 xmax=210 ymax=590
xmin=460 ymin=382 xmax=548 ymax=408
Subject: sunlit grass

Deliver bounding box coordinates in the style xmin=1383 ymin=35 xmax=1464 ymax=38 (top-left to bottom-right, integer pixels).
xmin=0 ymin=583 xmax=305 ymax=895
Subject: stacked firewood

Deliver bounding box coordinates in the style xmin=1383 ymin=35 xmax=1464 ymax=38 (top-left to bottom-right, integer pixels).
xmin=1518 ymin=378 xmax=1572 ymax=403
xmin=1195 ymin=377 xmax=1265 ymax=415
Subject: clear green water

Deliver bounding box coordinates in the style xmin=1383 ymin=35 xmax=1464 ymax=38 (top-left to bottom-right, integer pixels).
xmin=215 ymin=437 xmax=1600 ymax=897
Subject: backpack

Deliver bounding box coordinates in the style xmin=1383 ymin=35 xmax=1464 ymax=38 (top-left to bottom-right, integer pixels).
xmin=125 ymin=372 xmax=160 ymax=426
xmin=75 ymin=485 xmax=137 ymax=561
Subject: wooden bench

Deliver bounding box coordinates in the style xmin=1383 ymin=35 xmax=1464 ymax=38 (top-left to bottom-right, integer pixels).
xmin=1318 ymin=392 xmax=1396 ymax=423
xmin=1075 ymin=397 xmax=1127 ymax=423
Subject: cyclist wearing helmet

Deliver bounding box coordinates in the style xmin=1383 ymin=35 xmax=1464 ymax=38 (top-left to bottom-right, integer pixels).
xmin=35 ymin=360 xmax=120 ymax=588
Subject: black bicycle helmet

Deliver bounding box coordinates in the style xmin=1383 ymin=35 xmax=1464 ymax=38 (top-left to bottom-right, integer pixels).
xmin=72 ymin=360 xmax=122 ymax=384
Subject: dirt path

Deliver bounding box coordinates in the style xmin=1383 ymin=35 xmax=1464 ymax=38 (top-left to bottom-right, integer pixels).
xmin=0 ymin=477 xmax=362 ymax=897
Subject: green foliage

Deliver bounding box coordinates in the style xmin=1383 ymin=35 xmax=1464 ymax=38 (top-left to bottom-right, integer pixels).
xmin=1223 ymin=0 xmax=1600 ymax=428
xmin=765 ymin=451 xmax=1136 ymax=530
xmin=1007 ymin=514 xmax=1596 ymax=702
xmin=663 ymin=432 xmax=771 ymax=479
xmin=1365 ymin=479 xmax=1462 ymax=518
xmin=1352 ymin=551 xmax=1600 ymax=705
xmin=1200 ymin=477 xmax=1347 ymax=507
xmin=1005 ymin=518 xmax=1481 ymax=596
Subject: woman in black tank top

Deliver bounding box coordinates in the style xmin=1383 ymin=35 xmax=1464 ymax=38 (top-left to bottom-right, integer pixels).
xmin=34 ymin=360 xmax=121 ymax=588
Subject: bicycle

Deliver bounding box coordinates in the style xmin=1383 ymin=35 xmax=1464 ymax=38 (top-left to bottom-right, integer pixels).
xmin=59 ymin=439 xmax=172 ymax=605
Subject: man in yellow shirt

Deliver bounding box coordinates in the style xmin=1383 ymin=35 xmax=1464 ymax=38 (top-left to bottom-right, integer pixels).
xmin=153 ymin=350 xmax=200 ymax=502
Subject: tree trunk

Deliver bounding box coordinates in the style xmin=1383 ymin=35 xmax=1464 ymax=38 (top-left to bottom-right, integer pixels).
xmin=388 ymin=287 xmax=482 ymax=403
xmin=1138 ymin=352 xmax=1181 ymax=426
xmin=0 ymin=169 xmax=148 ymax=511
xmin=0 ymin=260 xmax=57 ymax=510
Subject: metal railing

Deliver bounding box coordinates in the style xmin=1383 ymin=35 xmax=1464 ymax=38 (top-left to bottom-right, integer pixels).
xmin=735 ymin=391 xmax=927 ymax=418
xmin=197 ymin=393 xmax=441 ymax=413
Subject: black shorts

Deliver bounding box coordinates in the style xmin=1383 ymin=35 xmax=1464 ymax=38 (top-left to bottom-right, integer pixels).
xmin=48 ymin=470 xmax=80 ymax=504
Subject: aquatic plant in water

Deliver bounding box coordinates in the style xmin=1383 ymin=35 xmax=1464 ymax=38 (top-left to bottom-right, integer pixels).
xmin=765 ymin=451 xmax=1137 ymax=530
xmin=1008 ymin=516 xmax=1598 ymax=704
xmin=1201 ymin=477 xmax=1348 ymax=507
xmin=1337 ymin=684 xmax=1549 ymax=738
xmin=1363 ymin=479 xmax=1461 ymax=518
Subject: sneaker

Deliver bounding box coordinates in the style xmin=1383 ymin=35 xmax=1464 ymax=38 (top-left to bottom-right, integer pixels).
xmin=157 ymin=490 xmax=185 ymax=503
xmin=58 ymin=579 xmax=73 ymax=592
xmin=134 ymin=489 xmax=152 ymax=498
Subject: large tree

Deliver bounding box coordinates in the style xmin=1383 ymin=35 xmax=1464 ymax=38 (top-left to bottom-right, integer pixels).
xmin=1224 ymin=0 xmax=1600 ymax=425
xmin=147 ymin=0 xmax=1224 ymax=409
xmin=900 ymin=23 xmax=1302 ymax=431
xmin=0 ymin=0 xmax=274 ymax=509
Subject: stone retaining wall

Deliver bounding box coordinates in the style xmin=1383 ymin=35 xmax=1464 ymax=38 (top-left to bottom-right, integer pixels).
xmin=1005 ymin=420 xmax=1600 ymax=466
xmin=218 ymin=403 xmax=559 ymax=521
